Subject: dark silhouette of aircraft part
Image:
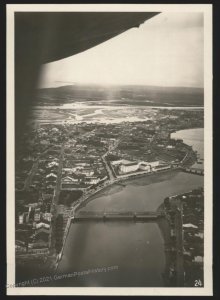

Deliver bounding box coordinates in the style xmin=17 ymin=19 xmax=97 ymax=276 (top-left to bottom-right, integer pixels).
xmin=15 ymin=12 xmax=160 ymax=141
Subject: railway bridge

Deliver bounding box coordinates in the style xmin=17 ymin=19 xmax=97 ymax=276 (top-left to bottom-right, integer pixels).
xmin=181 ymin=167 xmax=204 ymax=176
xmin=70 ymin=211 xmax=165 ymax=222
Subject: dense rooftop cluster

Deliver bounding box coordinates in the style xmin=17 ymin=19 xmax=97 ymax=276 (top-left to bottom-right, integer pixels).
xmin=15 ymin=108 xmax=203 ymax=278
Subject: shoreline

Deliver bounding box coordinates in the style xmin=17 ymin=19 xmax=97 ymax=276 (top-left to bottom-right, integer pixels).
xmin=75 ymin=169 xmax=180 ymax=210
xmin=56 ymin=166 xmax=203 ymax=271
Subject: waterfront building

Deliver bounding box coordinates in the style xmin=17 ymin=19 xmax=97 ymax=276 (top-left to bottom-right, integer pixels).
xmin=119 ymin=160 xmax=160 ymax=174
xmin=111 ymin=160 xmax=123 ymax=166
xmin=148 ymin=161 xmax=160 ymax=168
xmin=111 ymin=159 xmax=131 ymax=166
xmin=139 ymin=163 xmax=151 ymax=172
xmin=119 ymin=162 xmax=139 ymax=173
xmin=152 ymin=164 xmax=171 ymax=171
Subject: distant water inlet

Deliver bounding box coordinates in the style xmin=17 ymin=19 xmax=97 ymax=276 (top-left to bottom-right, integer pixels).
xmin=171 ymin=128 xmax=204 ymax=169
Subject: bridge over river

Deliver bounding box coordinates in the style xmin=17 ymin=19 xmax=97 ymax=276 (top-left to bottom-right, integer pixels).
xmin=180 ymin=167 xmax=204 ymax=176
xmin=71 ymin=211 xmax=165 ymax=222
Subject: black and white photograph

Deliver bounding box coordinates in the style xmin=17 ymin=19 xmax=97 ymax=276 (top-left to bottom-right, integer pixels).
xmin=6 ymin=4 xmax=213 ymax=296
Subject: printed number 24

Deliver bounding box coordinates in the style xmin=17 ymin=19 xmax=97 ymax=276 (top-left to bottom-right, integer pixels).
xmin=194 ymin=279 xmax=202 ymax=287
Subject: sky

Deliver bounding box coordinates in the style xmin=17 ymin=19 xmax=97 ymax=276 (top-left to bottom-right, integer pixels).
xmin=39 ymin=12 xmax=204 ymax=89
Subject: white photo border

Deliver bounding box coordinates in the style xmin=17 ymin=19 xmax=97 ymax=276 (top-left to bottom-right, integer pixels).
xmin=6 ymin=3 xmax=213 ymax=296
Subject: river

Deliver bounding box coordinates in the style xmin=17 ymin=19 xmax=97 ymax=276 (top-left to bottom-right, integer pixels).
xmin=55 ymin=128 xmax=204 ymax=287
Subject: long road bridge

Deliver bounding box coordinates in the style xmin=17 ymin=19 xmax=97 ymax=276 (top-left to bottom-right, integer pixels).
xmin=71 ymin=211 xmax=165 ymax=222
xmin=180 ymin=167 xmax=204 ymax=176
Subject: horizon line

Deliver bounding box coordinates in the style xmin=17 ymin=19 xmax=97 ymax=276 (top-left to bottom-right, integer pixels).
xmin=38 ymin=83 xmax=204 ymax=90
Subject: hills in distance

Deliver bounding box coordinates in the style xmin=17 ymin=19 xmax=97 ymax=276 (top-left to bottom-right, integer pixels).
xmin=36 ymin=84 xmax=204 ymax=107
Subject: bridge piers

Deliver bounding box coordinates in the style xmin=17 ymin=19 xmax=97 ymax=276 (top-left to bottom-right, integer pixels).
xmin=180 ymin=167 xmax=204 ymax=176
xmin=71 ymin=211 xmax=165 ymax=222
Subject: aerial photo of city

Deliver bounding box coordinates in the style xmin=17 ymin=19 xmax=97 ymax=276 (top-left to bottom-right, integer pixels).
xmin=14 ymin=10 xmax=205 ymax=288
